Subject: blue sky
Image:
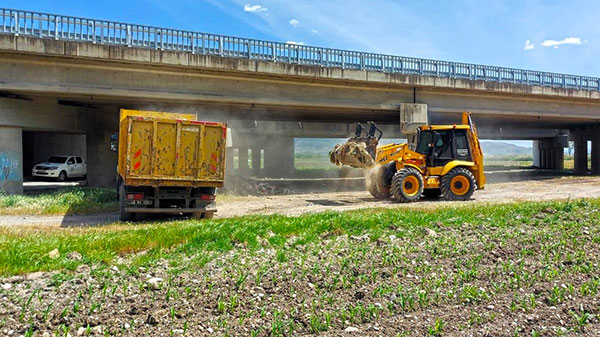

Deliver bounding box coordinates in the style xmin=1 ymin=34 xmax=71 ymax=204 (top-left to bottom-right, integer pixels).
xmin=6 ymin=0 xmax=599 ymax=76
xmin=6 ymin=0 xmax=598 ymax=146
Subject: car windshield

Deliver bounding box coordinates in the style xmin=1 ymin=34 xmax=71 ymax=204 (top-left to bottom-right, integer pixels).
xmin=47 ymin=156 xmax=69 ymax=163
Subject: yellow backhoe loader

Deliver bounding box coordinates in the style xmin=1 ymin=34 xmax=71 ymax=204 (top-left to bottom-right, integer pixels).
xmin=330 ymin=112 xmax=485 ymax=202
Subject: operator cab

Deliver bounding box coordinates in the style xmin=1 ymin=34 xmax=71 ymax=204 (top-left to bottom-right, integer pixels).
xmin=415 ymin=127 xmax=473 ymax=167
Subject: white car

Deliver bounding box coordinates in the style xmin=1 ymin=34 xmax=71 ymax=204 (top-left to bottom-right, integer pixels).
xmin=32 ymin=156 xmax=87 ymax=181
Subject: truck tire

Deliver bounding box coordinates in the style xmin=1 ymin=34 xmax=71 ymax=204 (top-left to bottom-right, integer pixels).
xmin=423 ymin=189 xmax=442 ymax=199
xmin=390 ymin=167 xmax=423 ymax=203
xmin=441 ymin=167 xmax=476 ymax=201
xmin=119 ymin=183 xmax=133 ymax=222
xmin=366 ymin=166 xmax=390 ymax=199
xmin=192 ymin=211 xmax=215 ymax=219
xmin=58 ymin=171 xmax=67 ymax=182
xmin=202 ymin=211 xmax=215 ymax=219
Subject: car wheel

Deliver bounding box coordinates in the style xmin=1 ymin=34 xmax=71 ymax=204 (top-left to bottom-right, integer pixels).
xmin=58 ymin=171 xmax=67 ymax=182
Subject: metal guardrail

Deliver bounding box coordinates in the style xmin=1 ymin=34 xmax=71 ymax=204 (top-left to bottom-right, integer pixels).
xmin=1 ymin=8 xmax=599 ymax=91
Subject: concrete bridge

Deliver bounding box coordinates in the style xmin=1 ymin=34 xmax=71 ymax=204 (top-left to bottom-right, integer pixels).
xmin=0 ymin=8 xmax=599 ymax=193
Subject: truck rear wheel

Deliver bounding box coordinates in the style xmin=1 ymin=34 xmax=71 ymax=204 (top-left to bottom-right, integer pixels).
xmin=192 ymin=211 xmax=214 ymax=219
xmin=391 ymin=167 xmax=423 ymax=203
xmin=441 ymin=167 xmax=476 ymax=201
xmin=119 ymin=184 xmax=133 ymax=221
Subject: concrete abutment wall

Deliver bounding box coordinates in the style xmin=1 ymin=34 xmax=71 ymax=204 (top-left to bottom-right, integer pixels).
xmin=0 ymin=126 xmax=23 ymax=194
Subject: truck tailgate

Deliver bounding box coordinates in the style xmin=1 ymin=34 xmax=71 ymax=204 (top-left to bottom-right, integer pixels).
xmin=119 ymin=115 xmax=226 ymax=187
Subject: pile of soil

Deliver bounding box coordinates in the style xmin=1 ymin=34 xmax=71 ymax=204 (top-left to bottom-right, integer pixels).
xmin=221 ymin=176 xmax=292 ymax=196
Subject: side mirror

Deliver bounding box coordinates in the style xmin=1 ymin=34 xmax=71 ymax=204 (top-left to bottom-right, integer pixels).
xmin=110 ymin=133 xmax=118 ymax=153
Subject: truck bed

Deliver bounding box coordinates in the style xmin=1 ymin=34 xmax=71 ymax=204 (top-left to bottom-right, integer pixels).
xmin=118 ymin=110 xmax=226 ymax=188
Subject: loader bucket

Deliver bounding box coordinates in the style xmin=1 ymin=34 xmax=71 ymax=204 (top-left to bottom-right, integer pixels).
xmin=329 ymin=121 xmax=382 ymax=169
xmin=329 ymin=139 xmax=376 ymax=169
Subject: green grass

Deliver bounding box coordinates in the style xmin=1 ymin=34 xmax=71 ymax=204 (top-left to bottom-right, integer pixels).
xmin=0 ymin=187 xmax=117 ymax=215
xmin=0 ymin=198 xmax=597 ymax=276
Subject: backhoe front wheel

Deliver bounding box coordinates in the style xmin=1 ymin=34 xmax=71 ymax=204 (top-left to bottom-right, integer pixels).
xmin=391 ymin=167 xmax=423 ymax=203
xmin=441 ymin=167 xmax=476 ymax=201
xmin=366 ymin=165 xmax=390 ymax=199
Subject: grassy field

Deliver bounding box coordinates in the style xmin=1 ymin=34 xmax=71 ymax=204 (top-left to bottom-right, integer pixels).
xmin=1 ymin=199 xmax=600 ymax=335
xmin=0 ymin=187 xmax=117 ymax=215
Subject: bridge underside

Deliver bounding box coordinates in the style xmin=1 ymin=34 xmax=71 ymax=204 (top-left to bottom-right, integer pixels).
xmin=1 ymin=36 xmax=600 ymax=193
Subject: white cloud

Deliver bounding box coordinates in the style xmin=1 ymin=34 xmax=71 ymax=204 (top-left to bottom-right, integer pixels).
xmin=310 ymin=29 xmax=319 ymax=34
xmin=244 ymin=4 xmax=267 ymax=12
xmin=523 ymin=40 xmax=534 ymax=50
xmin=289 ymin=19 xmax=300 ymax=27
xmin=286 ymin=40 xmax=304 ymax=45
xmin=541 ymin=37 xmax=583 ymax=48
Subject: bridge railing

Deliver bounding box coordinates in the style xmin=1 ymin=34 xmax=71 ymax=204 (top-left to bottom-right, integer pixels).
xmin=1 ymin=8 xmax=599 ymax=91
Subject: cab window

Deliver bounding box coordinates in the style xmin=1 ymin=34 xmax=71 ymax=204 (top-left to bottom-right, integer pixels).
xmin=415 ymin=131 xmax=433 ymax=154
xmin=455 ymin=130 xmax=471 ymax=161
xmin=67 ymin=157 xmax=75 ymax=165
xmin=434 ymin=131 xmax=453 ymax=160
xmin=416 ymin=130 xmax=452 ymax=158
xmin=76 ymin=157 xmax=83 ymax=164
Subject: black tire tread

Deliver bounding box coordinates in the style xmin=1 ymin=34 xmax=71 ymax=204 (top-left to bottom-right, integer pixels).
xmin=440 ymin=167 xmax=476 ymax=201
xmin=119 ymin=184 xmax=133 ymax=222
xmin=390 ymin=167 xmax=424 ymax=203
xmin=366 ymin=166 xmax=390 ymax=199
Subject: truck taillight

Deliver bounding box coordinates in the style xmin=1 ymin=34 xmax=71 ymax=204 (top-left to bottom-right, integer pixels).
xmin=126 ymin=193 xmax=144 ymax=200
xmin=200 ymin=194 xmax=216 ymax=201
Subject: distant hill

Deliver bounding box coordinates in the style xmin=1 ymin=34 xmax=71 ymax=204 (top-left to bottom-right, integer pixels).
xmin=295 ymin=138 xmax=531 ymax=157
xmin=480 ymin=141 xmax=531 ymax=156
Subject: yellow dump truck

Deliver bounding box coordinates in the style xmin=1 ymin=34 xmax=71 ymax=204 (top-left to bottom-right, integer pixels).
xmin=115 ymin=109 xmax=227 ymax=221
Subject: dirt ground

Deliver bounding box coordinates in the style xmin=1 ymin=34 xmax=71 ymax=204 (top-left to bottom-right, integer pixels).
xmin=2 ymin=200 xmax=600 ymax=336
xmin=1 ymin=176 xmax=600 ymax=227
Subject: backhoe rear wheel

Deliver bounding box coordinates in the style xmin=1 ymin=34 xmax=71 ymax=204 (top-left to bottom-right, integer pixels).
xmin=366 ymin=165 xmax=390 ymax=199
xmin=441 ymin=167 xmax=476 ymax=201
xmin=391 ymin=167 xmax=423 ymax=203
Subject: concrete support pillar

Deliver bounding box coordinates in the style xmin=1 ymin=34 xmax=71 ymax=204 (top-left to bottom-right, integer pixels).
xmin=573 ymin=130 xmax=588 ymax=175
xmin=533 ymin=136 xmax=566 ymax=171
xmin=264 ymin=137 xmax=294 ymax=178
xmin=86 ymin=131 xmax=118 ymax=187
xmin=592 ymin=132 xmax=600 ymax=175
xmin=251 ymin=147 xmax=261 ymax=177
xmin=0 ymin=126 xmax=23 ymax=194
xmin=225 ymin=147 xmax=234 ymax=178
xmin=532 ymin=141 xmax=540 ymax=168
xmin=238 ymin=147 xmax=249 ymax=176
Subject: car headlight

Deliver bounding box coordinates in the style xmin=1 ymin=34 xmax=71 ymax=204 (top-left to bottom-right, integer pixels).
xmin=49 ymin=166 xmax=59 ymax=170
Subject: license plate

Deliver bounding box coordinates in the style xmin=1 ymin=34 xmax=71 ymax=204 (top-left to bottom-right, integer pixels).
xmin=128 ymin=200 xmax=152 ymax=206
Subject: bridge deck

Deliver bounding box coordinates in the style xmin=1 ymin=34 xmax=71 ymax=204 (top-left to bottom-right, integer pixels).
xmin=1 ymin=7 xmax=599 ymax=91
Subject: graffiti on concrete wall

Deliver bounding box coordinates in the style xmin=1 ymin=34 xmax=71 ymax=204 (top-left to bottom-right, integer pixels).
xmin=0 ymin=152 xmax=21 ymax=181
